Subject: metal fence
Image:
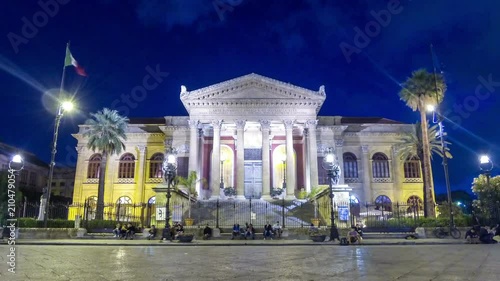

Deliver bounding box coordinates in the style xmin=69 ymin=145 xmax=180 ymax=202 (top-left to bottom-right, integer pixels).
xmin=15 ymin=201 xmax=70 ymax=220
xmin=15 ymin=199 xmax=424 ymax=230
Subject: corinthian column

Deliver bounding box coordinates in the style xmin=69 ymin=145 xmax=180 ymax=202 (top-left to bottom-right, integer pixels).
xmin=135 ymin=145 xmax=147 ymax=205
xmin=235 ymin=120 xmax=246 ymax=198
xmin=306 ymin=120 xmax=319 ymax=191
xmin=284 ymin=120 xmax=295 ymax=197
xmin=188 ymin=119 xmax=199 ymax=197
xmin=211 ymin=120 xmax=222 ymax=196
xmin=335 ymin=139 xmax=345 ymax=185
xmin=361 ymin=145 xmax=372 ymax=203
xmin=392 ymin=146 xmax=403 ymax=202
xmin=260 ymin=120 xmax=271 ymax=198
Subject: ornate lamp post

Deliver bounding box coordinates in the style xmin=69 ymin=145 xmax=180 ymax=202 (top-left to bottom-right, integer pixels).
xmin=479 ymin=155 xmax=496 ymax=221
xmin=321 ymin=147 xmax=340 ymax=241
xmin=44 ymin=101 xmax=74 ymax=227
xmin=162 ymin=148 xmax=177 ymax=239
xmin=281 ymin=154 xmax=287 ymax=190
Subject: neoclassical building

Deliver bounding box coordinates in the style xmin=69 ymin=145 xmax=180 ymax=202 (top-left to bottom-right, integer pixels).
xmin=71 ymin=73 xmax=424 ymax=211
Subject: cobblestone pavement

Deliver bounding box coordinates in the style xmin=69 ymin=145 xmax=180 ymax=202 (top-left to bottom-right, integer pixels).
xmin=0 ymin=244 xmax=498 ymax=281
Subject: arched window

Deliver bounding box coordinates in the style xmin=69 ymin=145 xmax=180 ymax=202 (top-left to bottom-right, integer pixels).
xmin=146 ymin=196 xmax=156 ymax=227
xmin=119 ymin=154 xmax=135 ymax=178
xmin=375 ymin=195 xmax=392 ymax=212
xmin=404 ymin=156 xmax=421 ymax=178
xmin=149 ymin=153 xmax=164 ymax=178
xmin=343 ymin=153 xmax=358 ymax=179
xmin=372 ymin=153 xmax=390 ymax=178
xmin=407 ymin=195 xmax=423 ymax=213
xmin=87 ymin=154 xmax=101 ymax=179
xmin=116 ymin=196 xmax=133 ymax=221
xmin=86 ymin=196 xmax=97 ymax=220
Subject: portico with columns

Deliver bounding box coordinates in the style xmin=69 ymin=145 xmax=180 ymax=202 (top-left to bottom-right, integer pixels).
xmin=179 ymin=73 xmax=326 ymax=199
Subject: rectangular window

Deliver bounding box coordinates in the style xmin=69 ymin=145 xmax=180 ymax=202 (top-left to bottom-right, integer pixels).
xmin=177 ymin=156 xmax=189 ymax=178
xmin=317 ymin=157 xmax=328 ymax=185
xmin=29 ymin=172 xmax=37 ymax=185
xmin=60 ymin=182 xmax=66 ymax=187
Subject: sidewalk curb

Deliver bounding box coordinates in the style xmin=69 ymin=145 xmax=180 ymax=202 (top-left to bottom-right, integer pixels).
xmin=6 ymin=241 xmax=467 ymax=247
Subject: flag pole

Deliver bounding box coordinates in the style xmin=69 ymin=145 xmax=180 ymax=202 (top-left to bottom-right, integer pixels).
xmin=43 ymin=41 xmax=70 ymax=227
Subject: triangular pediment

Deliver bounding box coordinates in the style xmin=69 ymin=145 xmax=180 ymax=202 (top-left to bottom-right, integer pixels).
xmin=180 ymin=73 xmax=326 ymax=102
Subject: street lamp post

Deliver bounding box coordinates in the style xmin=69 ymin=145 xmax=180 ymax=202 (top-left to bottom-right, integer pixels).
xmin=427 ymin=104 xmax=454 ymax=228
xmin=479 ymin=155 xmax=495 ymax=221
xmin=162 ymin=148 xmax=177 ymax=240
xmin=44 ymin=101 xmax=73 ymax=227
xmin=281 ymin=154 xmax=287 ymax=227
xmin=3 ymin=155 xmax=23 ymax=237
xmin=321 ymin=147 xmax=340 ymax=242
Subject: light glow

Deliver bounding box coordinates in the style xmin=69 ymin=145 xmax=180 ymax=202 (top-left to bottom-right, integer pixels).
xmin=480 ymin=155 xmax=490 ymax=164
xmin=325 ymin=153 xmax=335 ymax=164
xmin=167 ymin=154 xmax=176 ymax=164
xmin=426 ymin=104 xmax=436 ymax=112
xmin=12 ymin=154 xmax=23 ymax=163
xmin=61 ymin=101 xmax=74 ymax=111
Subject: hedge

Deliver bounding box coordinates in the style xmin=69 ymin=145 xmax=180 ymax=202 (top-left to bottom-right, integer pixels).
xmin=17 ymin=218 xmax=75 ymax=228
xmin=365 ymin=215 xmax=474 ymax=228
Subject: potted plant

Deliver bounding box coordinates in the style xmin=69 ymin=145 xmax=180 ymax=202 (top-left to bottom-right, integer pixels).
xmin=308 ymin=187 xmax=323 ymax=227
xmin=223 ymin=186 xmax=236 ymax=198
xmin=309 ymin=228 xmax=327 ymax=242
xmin=176 ymin=171 xmax=205 ymax=226
xmin=270 ymin=187 xmax=284 ymax=199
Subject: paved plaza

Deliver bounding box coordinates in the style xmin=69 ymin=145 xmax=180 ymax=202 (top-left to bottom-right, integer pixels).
xmin=0 ymin=244 xmax=498 ymax=281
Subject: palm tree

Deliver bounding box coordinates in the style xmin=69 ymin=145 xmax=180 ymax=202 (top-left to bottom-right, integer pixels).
xmin=84 ymin=108 xmax=129 ymax=220
xmin=175 ymin=171 xmax=204 ymax=219
xmin=399 ymin=68 xmax=446 ymax=217
xmin=398 ymin=122 xmax=452 ymax=161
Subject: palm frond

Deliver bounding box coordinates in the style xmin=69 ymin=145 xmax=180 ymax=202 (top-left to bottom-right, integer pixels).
xmin=397 ymin=122 xmax=452 ymax=160
xmin=399 ymin=68 xmax=446 ymax=112
xmin=83 ymin=108 xmax=129 ymax=156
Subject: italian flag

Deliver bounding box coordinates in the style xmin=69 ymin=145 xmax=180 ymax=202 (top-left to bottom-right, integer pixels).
xmin=64 ymin=45 xmax=87 ymax=76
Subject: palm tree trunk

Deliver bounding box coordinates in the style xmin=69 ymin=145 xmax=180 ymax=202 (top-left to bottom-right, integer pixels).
xmin=420 ymin=108 xmax=436 ymax=217
xmin=96 ymin=153 xmax=107 ymax=220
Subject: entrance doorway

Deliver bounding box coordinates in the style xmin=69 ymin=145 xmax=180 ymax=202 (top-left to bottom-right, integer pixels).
xmin=244 ymin=161 xmax=262 ymax=199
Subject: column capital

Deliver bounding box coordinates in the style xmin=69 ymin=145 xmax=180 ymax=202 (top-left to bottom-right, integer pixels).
xmin=165 ymin=138 xmax=173 ymax=147
xmin=136 ymin=145 xmax=147 ymax=154
xmin=361 ymin=145 xmax=369 ymax=154
xmin=305 ymin=119 xmax=318 ymax=129
xmin=283 ymin=119 xmax=294 ymax=130
xmin=259 ymin=119 xmax=271 ymax=130
xmin=211 ymin=120 xmax=223 ymax=130
xmin=335 ymin=139 xmax=344 ymax=147
xmin=75 ymin=146 xmax=84 ymax=154
xmin=188 ymin=119 xmax=199 ymax=129
xmin=392 ymin=145 xmax=402 ymax=157
xmin=235 ymin=119 xmax=246 ymax=130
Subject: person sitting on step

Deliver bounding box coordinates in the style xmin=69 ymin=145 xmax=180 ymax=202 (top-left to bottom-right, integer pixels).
xmin=347 ymin=226 xmax=361 ymax=244
xmin=203 ymin=224 xmax=212 ymax=240
xmin=264 ymin=222 xmax=273 ymax=240
xmin=147 ymin=225 xmax=157 ymax=240
xmin=231 ymin=224 xmax=240 ymax=240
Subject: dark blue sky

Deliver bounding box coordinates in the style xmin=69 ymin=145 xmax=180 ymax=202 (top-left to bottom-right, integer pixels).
xmin=1 ymin=0 xmax=499 ymax=196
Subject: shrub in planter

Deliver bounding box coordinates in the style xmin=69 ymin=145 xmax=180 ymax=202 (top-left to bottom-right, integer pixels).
xmin=85 ymin=220 xmax=120 ymax=231
xmin=178 ymin=234 xmax=194 ymax=243
xmin=271 ymin=187 xmax=284 ymax=197
xmin=310 ymin=234 xmax=326 ymax=242
xmin=223 ymin=187 xmax=236 ymax=197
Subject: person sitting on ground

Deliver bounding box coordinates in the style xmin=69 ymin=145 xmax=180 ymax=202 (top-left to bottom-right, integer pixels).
xmin=309 ymin=223 xmax=319 ymax=234
xmin=119 ymin=224 xmax=128 ymax=239
xmin=113 ymin=223 xmax=121 ymax=238
xmin=354 ymin=224 xmax=363 ymax=238
xmin=174 ymin=222 xmax=184 ymax=239
xmin=264 ymin=222 xmax=273 ymax=240
xmin=272 ymin=221 xmax=282 ymax=238
xmin=347 ymin=226 xmax=361 ymax=244
xmin=245 ymin=223 xmax=256 ymax=240
xmin=231 ymin=224 xmax=240 ymax=240
xmin=203 ymin=224 xmax=212 ymax=240
xmin=479 ymin=226 xmax=497 ymax=244
xmin=147 ymin=225 xmax=157 ymax=240
xmin=126 ymin=223 xmax=136 ymax=240
xmin=465 ymin=227 xmax=479 ymax=244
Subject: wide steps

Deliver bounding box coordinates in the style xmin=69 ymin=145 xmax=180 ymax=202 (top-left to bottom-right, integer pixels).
xmin=362 ymin=232 xmax=417 ymax=239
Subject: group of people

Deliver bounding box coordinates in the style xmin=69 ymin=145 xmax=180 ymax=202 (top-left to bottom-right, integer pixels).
xmin=230 ymin=221 xmax=282 ymax=240
xmin=465 ymin=224 xmax=500 ymax=244
xmin=112 ymin=223 xmax=138 ymax=240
